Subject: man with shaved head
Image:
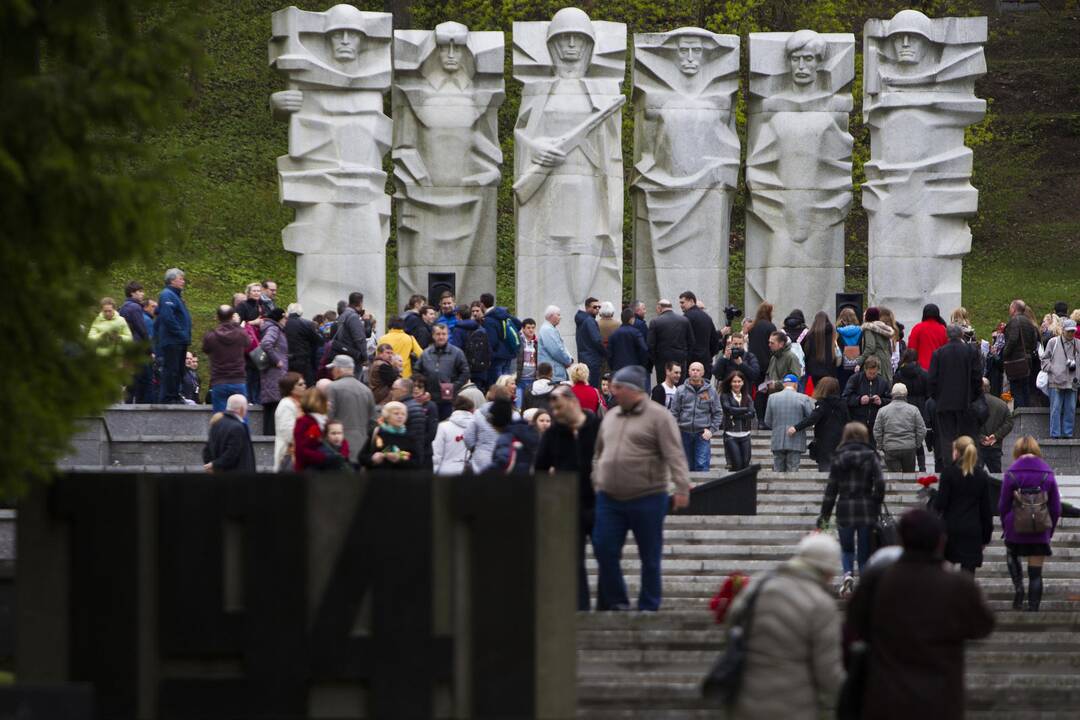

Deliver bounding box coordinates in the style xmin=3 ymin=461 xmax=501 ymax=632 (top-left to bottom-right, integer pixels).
xmin=670 ymin=361 xmax=721 ymax=471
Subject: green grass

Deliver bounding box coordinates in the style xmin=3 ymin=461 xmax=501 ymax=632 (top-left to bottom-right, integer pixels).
xmin=103 ymin=3 xmax=1079 ymax=389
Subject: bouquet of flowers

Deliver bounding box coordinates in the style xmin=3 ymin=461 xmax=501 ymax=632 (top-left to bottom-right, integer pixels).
xmin=709 ymin=572 xmax=750 ymax=625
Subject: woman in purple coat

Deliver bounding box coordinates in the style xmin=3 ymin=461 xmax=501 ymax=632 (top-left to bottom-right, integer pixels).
xmin=259 ymin=308 xmax=290 ymax=437
xmin=999 ymin=436 xmax=1061 ymax=612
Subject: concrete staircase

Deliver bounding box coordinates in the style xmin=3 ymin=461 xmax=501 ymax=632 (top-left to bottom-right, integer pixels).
xmin=577 ymin=431 xmax=1080 ymax=718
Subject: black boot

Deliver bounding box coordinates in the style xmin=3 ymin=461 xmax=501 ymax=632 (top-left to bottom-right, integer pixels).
xmin=1005 ymin=552 xmax=1025 ymax=610
xmin=1027 ymin=565 xmax=1043 ymax=612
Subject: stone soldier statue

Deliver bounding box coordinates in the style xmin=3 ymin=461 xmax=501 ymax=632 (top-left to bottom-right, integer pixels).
xmin=864 ymin=9 xmax=987 ymax=331
xmin=269 ymin=4 xmax=392 ymax=326
xmin=513 ymin=7 xmax=626 ymax=353
xmin=745 ymin=30 xmax=854 ymax=322
xmin=392 ymin=22 xmax=505 ymax=305
xmin=632 ymin=28 xmax=739 ymax=327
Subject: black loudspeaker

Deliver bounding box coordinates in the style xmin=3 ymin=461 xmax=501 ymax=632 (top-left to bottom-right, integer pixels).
xmin=427 ymin=273 xmax=456 ymax=305
xmin=836 ymin=292 xmax=863 ymax=320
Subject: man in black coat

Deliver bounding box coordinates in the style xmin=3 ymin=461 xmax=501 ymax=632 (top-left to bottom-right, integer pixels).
xmin=534 ymin=385 xmax=602 ymax=611
xmin=928 ymin=324 xmax=984 ymax=469
xmin=202 ymin=395 xmax=256 ymax=473
xmin=1002 ymin=299 xmax=1040 ymax=408
xmin=679 ymin=291 xmax=721 ymax=381
xmin=608 ymin=307 xmax=649 ymax=373
xmin=647 ymin=299 xmax=695 ymax=386
xmin=842 ymin=356 xmax=891 ymax=443
xmin=285 ymin=305 xmax=324 ymax=386
xmin=574 ymin=297 xmax=607 ymax=388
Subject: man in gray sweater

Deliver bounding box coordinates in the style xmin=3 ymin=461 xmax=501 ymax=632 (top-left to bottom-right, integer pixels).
xmin=592 ymin=365 xmax=690 ymax=611
xmin=873 ymin=383 xmax=926 ymax=472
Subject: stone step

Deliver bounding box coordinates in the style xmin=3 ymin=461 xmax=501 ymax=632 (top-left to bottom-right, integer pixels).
xmin=584 ymin=558 xmax=1080 ymax=577
xmin=101 ymin=404 xmax=265 ymax=437
xmin=106 ymin=435 xmax=275 ymax=467
xmin=587 ymin=544 xmax=1080 ymax=561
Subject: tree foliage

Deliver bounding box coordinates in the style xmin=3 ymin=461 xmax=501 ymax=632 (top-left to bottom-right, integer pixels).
xmin=0 ymin=0 xmax=202 ymax=492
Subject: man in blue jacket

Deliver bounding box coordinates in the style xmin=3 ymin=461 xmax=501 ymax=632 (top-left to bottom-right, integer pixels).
xmin=155 ymin=268 xmax=192 ymax=404
xmin=608 ymin=307 xmax=649 ymax=373
xmin=479 ymin=292 xmax=521 ymax=387
xmin=119 ymin=280 xmax=152 ymax=403
xmin=575 ymin=297 xmax=607 ymax=388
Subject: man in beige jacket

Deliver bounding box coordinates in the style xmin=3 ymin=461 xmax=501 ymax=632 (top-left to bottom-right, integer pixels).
xmin=592 ymin=365 xmax=690 ymax=611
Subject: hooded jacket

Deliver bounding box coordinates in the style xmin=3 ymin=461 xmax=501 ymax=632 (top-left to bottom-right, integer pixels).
xmin=489 ymin=421 xmax=540 ymax=475
xmin=670 ymin=379 xmax=722 ymax=434
xmin=483 ymin=306 xmax=521 ymax=362
xmin=782 ymin=311 xmax=807 ymax=341
xmin=201 ymin=321 xmax=249 ymax=386
xmin=765 ymin=336 xmax=802 ymax=384
xmin=432 ymin=410 xmax=475 ymax=476
xmin=837 ymin=324 xmax=863 ymax=352
xmin=857 ymin=320 xmax=896 ymax=384
xmin=523 ymin=377 xmax=559 ymax=411
xmin=574 ymin=310 xmax=606 ymax=367
xmin=820 ymin=441 xmax=885 ymax=528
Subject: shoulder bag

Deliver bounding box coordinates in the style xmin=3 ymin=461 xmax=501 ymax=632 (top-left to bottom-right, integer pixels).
xmin=875 ymin=502 xmax=899 ymax=548
xmin=702 ymin=573 xmax=773 ymax=706
xmin=1003 ymin=326 xmax=1030 ymax=380
xmin=248 ymin=344 xmax=272 ymax=371
xmin=1011 ymin=472 xmax=1052 ymax=534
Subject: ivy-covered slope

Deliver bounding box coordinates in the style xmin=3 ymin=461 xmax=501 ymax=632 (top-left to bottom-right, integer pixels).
xmin=107 ymin=1 xmax=1080 ymax=356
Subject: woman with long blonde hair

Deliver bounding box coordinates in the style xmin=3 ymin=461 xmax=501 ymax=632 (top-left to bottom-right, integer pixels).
xmin=933 ymin=436 xmax=994 ymax=575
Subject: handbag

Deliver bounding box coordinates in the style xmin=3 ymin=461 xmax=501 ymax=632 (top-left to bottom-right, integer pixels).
xmin=1011 ymin=472 xmax=1052 ymax=534
xmin=875 ymin=502 xmax=899 ymax=548
xmin=702 ymin=573 xmax=773 ymax=706
xmin=248 ymin=345 xmax=272 ymax=371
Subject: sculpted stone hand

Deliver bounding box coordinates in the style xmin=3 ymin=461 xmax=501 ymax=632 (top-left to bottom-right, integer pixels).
xmin=271 ymin=90 xmax=303 ymax=115
xmin=532 ymin=141 xmax=567 ymax=167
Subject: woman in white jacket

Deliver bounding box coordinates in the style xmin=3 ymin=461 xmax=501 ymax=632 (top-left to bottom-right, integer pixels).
xmin=432 ymin=396 xmax=476 ymax=476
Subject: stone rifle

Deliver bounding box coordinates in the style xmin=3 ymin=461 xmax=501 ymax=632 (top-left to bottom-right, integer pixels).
xmin=512 ymin=95 xmax=627 ymax=204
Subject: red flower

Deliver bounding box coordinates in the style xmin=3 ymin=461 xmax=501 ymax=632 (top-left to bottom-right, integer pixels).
xmin=916 ymin=474 xmax=939 ymax=488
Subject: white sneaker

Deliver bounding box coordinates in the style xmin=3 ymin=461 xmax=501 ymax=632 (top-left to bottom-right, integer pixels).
xmin=839 ymin=573 xmax=856 ymax=599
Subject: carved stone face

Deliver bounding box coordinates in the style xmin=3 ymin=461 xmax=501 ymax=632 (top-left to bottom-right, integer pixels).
xmin=551 ymin=33 xmax=592 ymax=79
xmin=439 ymin=40 xmax=462 ymax=73
xmin=891 ymin=33 xmax=926 ymax=64
xmin=789 ymin=49 xmax=819 ymax=85
xmin=677 ymin=37 xmax=703 ymax=76
xmin=330 ymin=29 xmax=359 ymax=62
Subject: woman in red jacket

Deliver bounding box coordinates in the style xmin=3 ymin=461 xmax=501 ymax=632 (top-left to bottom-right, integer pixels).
xmin=293 ymin=387 xmax=331 ymax=471
xmin=569 ymin=363 xmax=606 ymax=415
xmin=907 ymin=303 xmax=948 ymax=370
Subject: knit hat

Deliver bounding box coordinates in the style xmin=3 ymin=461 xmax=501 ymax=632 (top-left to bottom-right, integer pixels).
xmin=891 ymin=382 xmax=908 ymax=397
xmin=611 ymin=365 xmax=647 ymax=392
xmin=1055 ymin=301 xmax=1069 ymax=317
xmin=864 ymin=307 xmax=881 ymax=323
xmin=796 ymin=534 xmax=841 ymax=576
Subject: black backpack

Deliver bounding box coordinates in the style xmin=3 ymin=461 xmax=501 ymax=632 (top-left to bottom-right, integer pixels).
xmin=465 ymin=328 xmax=491 ymax=375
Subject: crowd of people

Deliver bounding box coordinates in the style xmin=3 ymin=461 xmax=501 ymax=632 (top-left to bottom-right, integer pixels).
xmin=93 ymin=269 xmax=1075 ymax=619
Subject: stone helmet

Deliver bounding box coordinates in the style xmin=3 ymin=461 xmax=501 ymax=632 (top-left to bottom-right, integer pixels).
xmin=435 ymin=20 xmax=469 ymax=46
xmin=887 ymin=9 xmax=933 ymax=40
xmin=324 ymin=4 xmax=366 ymax=34
xmin=546 ymin=7 xmax=596 ymax=44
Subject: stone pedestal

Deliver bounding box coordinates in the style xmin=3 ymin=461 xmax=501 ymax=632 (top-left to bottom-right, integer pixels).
xmin=745 ymin=31 xmax=853 ymax=322
xmin=632 ymin=29 xmax=739 ymax=326
xmin=393 ymin=23 xmax=505 ymax=306
xmin=863 ymin=10 xmax=986 ymax=331
xmin=269 ymin=5 xmax=393 ymax=327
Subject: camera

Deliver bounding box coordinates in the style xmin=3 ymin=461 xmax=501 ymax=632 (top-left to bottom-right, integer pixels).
xmin=723 ymin=305 xmax=742 ymax=326
xmin=730 ymin=347 xmax=745 ymax=361
xmin=1068 ymin=359 xmax=1077 ymax=372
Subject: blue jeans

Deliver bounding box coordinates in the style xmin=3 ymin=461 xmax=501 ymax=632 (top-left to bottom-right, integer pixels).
xmin=681 ymin=431 xmax=711 ymax=471
xmin=158 ymin=344 xmax=187 ymax=403
xmin=593 ymin=491 xmax=668 ymax=611
xmin=516 ymin=377 xmax=535 ymax=409
xmin=838 ymin=526 xmax=873 ymax=575
xmin=487 ymin=358 xmax=512 ymax=388
xmin=1049 ymin=387 xmax=1077 ymax=438
xmin=210 ymin=383 xmax=247 ymax=413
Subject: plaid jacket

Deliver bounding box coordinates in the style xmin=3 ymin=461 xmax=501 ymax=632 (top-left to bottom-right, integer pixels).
xmin=820 ymin=441 xmax=886 ymax=528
